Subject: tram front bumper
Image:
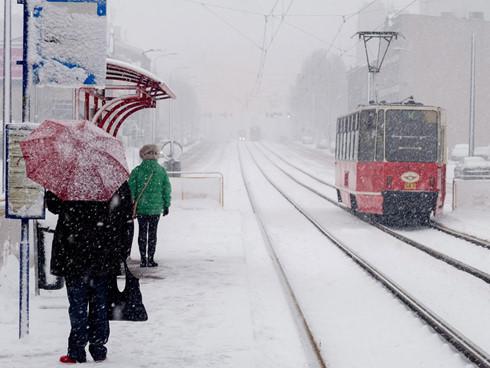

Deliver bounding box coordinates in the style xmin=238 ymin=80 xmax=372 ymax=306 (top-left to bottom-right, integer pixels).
xmin=382 ymin=191 xmax=438 ymax=216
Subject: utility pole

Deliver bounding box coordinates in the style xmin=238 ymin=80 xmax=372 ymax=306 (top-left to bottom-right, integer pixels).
xmin=2 ymin=0 xmax=12 ymax=194
xmin=18 ymin=0 xmax=31 ymax=339
xmin=468 ymin=33 xmax=476 ymax=157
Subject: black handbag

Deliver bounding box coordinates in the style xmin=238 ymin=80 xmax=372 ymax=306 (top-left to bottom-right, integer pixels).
xmin=107 ymin=260 xmax=148 ymax=322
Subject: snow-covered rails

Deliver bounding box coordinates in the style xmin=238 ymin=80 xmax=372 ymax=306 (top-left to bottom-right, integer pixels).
xmin=335 ymin=102 xmax=447 ymax=224
xmin=237 ymin=144 xmax=327 ymax=368
xmin=244 ymin=143 xmax=490 ymax=368
xmin=256 ymin=141 xmax=490 ymax=285
xmin=430 ymin=221 xmax=490 ymax=250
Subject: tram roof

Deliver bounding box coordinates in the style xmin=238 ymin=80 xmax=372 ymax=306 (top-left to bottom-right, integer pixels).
xmin=337 ymin=102 xmax=442 ymax=120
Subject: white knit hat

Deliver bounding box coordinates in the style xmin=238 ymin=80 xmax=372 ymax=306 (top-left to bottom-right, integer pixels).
xmin=139 ymin=144 xmax=160 ymax=160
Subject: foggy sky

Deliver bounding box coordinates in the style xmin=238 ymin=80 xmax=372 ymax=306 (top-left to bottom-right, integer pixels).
xmin=110 ymin=0 xmax=417 ymax=115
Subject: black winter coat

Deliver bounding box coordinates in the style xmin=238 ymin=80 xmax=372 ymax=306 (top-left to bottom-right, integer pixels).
xmin=46 ymin=182 xmax=134 ymax=277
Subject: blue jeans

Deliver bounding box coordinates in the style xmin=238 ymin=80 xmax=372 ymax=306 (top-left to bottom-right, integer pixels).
xmin=65 ymin=274 xmax=110 ymax=361
xmin=137 ymin=215 xmax=160 ymax=261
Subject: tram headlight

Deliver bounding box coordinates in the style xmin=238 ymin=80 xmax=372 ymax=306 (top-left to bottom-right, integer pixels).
xmin=429 ymin=176 xmax=435 ymax=189
xmin=386 ymin=175 xmax=393 ymax=189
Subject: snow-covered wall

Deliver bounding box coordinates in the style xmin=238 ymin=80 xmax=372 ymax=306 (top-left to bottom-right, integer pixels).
xmin=453 ymin=179 xmax=490 ymax=209
xmin=28 ymin=0 xmax=107 ymax=87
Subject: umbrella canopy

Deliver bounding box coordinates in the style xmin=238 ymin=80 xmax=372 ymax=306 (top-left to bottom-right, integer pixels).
xmin=20 ymin=120 xmax=130 ymax=201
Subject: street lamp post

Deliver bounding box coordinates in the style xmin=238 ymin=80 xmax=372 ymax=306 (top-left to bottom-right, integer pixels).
xmin=2 ymin=0 xmax=12 ymax=194
xmin=141 ymin=49 xmax=178 ymax=142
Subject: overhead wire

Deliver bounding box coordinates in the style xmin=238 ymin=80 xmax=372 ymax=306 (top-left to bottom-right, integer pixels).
xmin=180 ymin=0 xmax=418 ymax=106
xmin=197 ymin=3 xmax=264 ymax=51
xmin=267 ymin=0 xmax=295 ymax=49
xmin=252 ymin=0 xmax=383 ymax=99
xmin=180 ymin=0 xmax=263 ymax=16
xmin=253 ymin=0 xmax=295 ymax=95
xmin=337 ymin=0 xmax=419 ymax=60
xmin=388 ymin=0 xmax=419 ymax=19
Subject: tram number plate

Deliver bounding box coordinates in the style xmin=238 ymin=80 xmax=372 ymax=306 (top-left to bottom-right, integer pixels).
xmin=404 ymin=183 xmax=416 ymax=190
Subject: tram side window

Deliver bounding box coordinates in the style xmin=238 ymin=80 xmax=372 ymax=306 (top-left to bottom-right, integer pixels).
xmin=349 ymin=117 xmax=354 ymax=160
xmin=340 ymin=119 xmax=344 ymax=160
xmin=346 ymin=118 xmax=350 ymax=160
xmin=354 ymin=114 xmax=359 ymax=160
xmin=376 ymin=110 xmax=385 ymax=161
xmin=335 ymin=120 xmax=339 ymax=160
xmin=338 ymin=120 xmax=342 ymax=159
xmin=349 ymin=115 xmax=354 ymax=161
xmin=342 ymin=118 xmax=346 ymax=160
xmin=335 ymin=120 xmax=339 ymax=159
xmin=346 ymin=117 xmax=351 ymax=160
xmin=338 ymin=119 xmax=342 ymax=160
xmin=358 ymin=109 xmax=376 ymax=161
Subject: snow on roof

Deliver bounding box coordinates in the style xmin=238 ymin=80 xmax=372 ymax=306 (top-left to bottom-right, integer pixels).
xmin=107 ymin=58 xmax=176 ymax=99
xmin=107 ymin=58 xmax=162 ymax=83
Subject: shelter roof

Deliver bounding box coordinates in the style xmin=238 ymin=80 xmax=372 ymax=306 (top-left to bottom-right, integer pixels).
xmin=106 ymin=58 xmax=176 ymax=100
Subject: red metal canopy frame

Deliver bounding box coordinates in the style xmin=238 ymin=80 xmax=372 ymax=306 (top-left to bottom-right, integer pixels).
xmin=76 ymin=58 xmax=176 ymax=137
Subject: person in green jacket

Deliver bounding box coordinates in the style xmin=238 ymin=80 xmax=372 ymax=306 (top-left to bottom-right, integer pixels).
xmin=128 ymin=144 xmax=171 ymax=267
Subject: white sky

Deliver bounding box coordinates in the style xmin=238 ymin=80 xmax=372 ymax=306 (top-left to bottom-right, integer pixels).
xmin=110 ymin=0 xmax=417 ymax=114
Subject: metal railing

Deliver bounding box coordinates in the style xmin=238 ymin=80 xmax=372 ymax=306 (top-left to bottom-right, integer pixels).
xmin=167 ymin=171 xmax=224 ymax=207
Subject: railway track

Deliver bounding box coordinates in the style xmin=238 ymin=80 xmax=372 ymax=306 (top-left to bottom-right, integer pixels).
xmin=260 ymin=142 xmax=490 ymax=253
xmin=237 ymin=145 xmax=327 ymax=368
xmin=430 ymin=221 xmax=490 ymax=250
xmin=256 ymin=142 xmax=490 ymax=284
xmin=243 ymin=142 xmax=490 ymax=367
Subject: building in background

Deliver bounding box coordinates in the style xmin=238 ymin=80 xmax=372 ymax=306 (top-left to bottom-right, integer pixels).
xmin=420 ymin=0 xmax=490 ymax=19
xmin=348 ymin=10 xmax=490 ymax=150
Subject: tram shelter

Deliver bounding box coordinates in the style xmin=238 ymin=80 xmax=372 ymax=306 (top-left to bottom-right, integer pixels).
xmin=75 ymin=58 xmax=175 ymax=137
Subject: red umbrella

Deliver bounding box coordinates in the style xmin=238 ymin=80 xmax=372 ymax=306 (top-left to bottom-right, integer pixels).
xmin=20 ymin=120 xmax=130 ymax=201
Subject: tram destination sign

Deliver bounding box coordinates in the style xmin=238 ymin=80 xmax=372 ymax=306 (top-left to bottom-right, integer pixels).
xmin=27 ymin=0 xmax=107 ymax=88
xmin=5 ymin=124 xmax=45 ymax=219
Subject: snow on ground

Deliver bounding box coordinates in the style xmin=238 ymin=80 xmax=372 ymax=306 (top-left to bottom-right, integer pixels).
xmin=269 ymin=141 xmax=490 ymax=241
xmin=0 ymin=143 xmax=308 ymax=368
xmin=239 ymin=144 xmax=469 ymax=368
xmin=0 ymin=141 xmax=487 ymax=367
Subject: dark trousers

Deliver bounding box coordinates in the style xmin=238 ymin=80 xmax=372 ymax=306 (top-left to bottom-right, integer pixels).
xmin=137 ymin=215 xmax=160 ymax=261
xmin=65 ymin=274 xmax=110 ymax=361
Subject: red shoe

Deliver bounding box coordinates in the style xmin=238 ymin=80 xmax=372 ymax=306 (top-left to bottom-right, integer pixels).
xmin=59 ymin=355 xmax=78 ymax=364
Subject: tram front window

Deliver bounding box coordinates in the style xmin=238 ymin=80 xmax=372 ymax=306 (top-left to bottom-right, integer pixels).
xmin=385 ymin=110 xmax=438 ymax=162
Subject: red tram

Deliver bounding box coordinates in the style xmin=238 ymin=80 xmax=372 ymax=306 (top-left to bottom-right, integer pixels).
xmin=334 ymin=101 xmax=446 ymax=224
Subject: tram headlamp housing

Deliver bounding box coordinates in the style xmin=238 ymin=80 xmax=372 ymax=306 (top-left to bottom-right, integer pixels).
xmin=386 ymin=175 xmax=393 ymax=189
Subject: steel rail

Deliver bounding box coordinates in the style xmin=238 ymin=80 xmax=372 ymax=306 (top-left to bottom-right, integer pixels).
xmin=237 ymin=144 xmax=328 ymax=368
xmin=254 ymin=143 xmax=490 ymax=285
xmin=430 ymin=220 xmax=490 ymax=250
xmin=246 ymin=143 xmax=490 ymax=368
xmin=261 ymin=143 xmax=490 ymax=262
xmin=259 ymin=142 xmax=335 ymax=188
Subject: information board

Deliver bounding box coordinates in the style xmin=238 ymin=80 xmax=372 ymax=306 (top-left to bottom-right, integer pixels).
xmin=6 ymin=123 xmax=45 ymax=219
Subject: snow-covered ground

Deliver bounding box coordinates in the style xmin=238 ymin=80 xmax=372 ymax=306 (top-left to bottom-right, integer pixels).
xmin=0 ymin=142 xmax=308 ymax=368
xmin=267 ymin=141 xmax=490 ymax=241
xmin=0 ymin=141 xmax=488 ymax=367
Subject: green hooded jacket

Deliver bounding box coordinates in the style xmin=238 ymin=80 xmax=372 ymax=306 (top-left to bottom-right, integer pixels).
xmin=128 ymin=160 xmax=171 ymax=216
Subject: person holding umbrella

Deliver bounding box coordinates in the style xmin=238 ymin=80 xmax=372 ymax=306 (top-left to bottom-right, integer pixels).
xmin=20 ymin=120 xmax=134 ymax=363
xmin=129 ymin=144 xmax=172 ymax=267
xmin=46 ymin=182 xmax=133 ymax=363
